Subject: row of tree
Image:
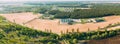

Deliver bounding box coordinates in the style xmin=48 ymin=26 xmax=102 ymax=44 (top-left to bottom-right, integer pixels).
xmin=1 ymin=23 xmax=120 ymax=44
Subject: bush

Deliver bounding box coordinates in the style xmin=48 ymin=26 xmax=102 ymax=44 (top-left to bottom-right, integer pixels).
xmin=0 ymin=33 xmax=4 ymax=39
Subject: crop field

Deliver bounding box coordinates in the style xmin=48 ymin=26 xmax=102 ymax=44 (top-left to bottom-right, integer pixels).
xmin=88 ymin=35 xmax=120 ymax=44
xmin=1 ymin=13 xmax=120 ymax=34
xmin=1 ymin=1 xmax=120 ymax=44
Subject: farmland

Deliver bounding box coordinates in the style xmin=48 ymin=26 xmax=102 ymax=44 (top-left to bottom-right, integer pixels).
xmin=1 ymin=14 xmax=120 ymax=44
xmin=1 ymin=1 xmax=120 ymax=44
xmin=1 ymin=13 xmax=120 ymax=34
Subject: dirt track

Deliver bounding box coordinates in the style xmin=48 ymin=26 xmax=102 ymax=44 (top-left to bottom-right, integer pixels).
xmin=1 ymin=13 xmax=120 ymax=34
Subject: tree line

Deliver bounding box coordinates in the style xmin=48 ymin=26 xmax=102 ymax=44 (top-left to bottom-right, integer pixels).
xmin=0 ymin=22 xmax=120 ymax=44
xmin=47 ymin=4 xmax=120 ymax=19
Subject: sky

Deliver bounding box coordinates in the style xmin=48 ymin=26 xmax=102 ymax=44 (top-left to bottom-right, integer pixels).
xmin=0 ymin=0 xmax=120 ymax=2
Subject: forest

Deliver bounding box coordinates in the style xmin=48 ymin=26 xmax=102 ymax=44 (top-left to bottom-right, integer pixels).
xmin=33 ymin=3 xmax=120 ymax=19
xmin=53 ymin=4 xmax=120 ymax=19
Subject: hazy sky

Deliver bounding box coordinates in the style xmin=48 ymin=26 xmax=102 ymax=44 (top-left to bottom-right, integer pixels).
xmin=0 ymin=0 xmax=120 ymax=2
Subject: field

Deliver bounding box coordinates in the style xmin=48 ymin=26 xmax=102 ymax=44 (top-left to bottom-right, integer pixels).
xmin=1 ymin=1 xmax=120 ymax=44
xmin=1 ymin=12 xmax=120 ymax=34
xmin=88 ymin=35 xmax=120 ymax=44
xmin=0 ymin=12 xmax=40 ymax=24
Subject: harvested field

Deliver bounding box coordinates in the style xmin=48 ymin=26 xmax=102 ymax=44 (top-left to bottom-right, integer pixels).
xmin=88 ymin=35 xmax=120 ymax=44
xmin=0 ymin=12 xmax=41 ymax=24
xmin=1 ymin=13 xmax=120 ymax=34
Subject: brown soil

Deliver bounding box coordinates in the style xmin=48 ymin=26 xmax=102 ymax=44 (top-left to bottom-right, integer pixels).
xmin=1 ymin=13 xmax=120 ymax=34
xmin=88 ymin=35 xmax=120 ymax=44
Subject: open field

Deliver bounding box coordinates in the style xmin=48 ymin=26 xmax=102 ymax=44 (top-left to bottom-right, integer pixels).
xmin=88 ymin=35 xmax=120 ymax=44
xmin=0 ymin=12 xmax=41 ymax=24
xmin=1 ymin=13 xmax=120 ymax=34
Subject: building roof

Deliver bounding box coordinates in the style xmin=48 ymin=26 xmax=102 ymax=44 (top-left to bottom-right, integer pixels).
xmin=60 ymin=19 xmax=73 ymax=23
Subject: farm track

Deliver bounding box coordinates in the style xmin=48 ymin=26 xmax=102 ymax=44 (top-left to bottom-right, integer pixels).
xmin=24 ymin=18 xmax=38 ymax=24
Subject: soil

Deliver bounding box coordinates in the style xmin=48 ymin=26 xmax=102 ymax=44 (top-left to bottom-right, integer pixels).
xmin=1 ymin=12 xmax=120 ymax=34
